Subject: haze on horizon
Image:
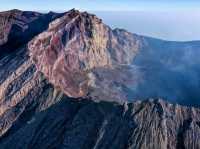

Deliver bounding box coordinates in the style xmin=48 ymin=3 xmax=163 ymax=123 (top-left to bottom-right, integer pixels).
xmin=1 ymin=0 xmax=200 ymax=41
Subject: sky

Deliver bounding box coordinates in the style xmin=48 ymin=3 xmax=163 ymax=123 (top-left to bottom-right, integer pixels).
xmin=1 ymin=0 xmax=200 ymax=12
xmin=0 ymin=0 xmax=200 ymax=41
xmin=95 ymin=11 xmax=200 ymax=41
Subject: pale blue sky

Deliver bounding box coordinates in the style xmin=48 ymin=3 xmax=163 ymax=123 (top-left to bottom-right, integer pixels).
xmin=0 ymin=0 xmax=200 ymax=11
xmin=95 ymin=11 xmax=200 ymax=41
xmin=1 ymin=1 xmax=200 ymax=41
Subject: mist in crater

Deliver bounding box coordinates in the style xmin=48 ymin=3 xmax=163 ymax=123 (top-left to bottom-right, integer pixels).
xmin=125 ymin=38 xmax=200 ymax=107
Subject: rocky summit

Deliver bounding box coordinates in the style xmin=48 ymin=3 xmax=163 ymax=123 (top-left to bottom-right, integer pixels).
xmin=0 ymin=9 xmax=200 ymax=149
xmin=28 ymin=9 xmax=142 ymax=101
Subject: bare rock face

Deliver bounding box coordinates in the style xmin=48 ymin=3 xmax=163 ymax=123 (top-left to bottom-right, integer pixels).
xmin=1 ymin=94 xmax=200 ymax=149
xmin=28 ymin=9 xmax=141 ymax=100
xmin=0 ymin=9 xmax=39 ymax=45
xmin=0 ymin=10 xmax=67 ymax=138
xmin=0 ymin=9 xmax=64 ymax=57
xmin=1 ymin=9 xmax=200 ymax=149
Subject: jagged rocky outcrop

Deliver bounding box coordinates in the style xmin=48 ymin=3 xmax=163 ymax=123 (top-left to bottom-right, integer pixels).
xmin=1 ymin=93 xmax=200 ymax=149
xmin=28 ymin=9 xmax=200 ymax=105
xmin=28 ymin=9 xmax=142 ymax=101
xmin=0 ymin=9 xmax=64 ymax=58
xmin=0 ymin=9 xmax=65 ymax=138
xmin=0 ymin=9 xmax=200 ymax=149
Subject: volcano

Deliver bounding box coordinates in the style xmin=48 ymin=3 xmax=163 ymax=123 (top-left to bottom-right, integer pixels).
xmin=0 ymin=9 xmax=200 ymax=149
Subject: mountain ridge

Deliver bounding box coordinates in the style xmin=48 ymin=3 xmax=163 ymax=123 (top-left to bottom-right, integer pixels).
xmin=0 ymin=9 xmax=200 ymax=149
xmin=28 ymin=9 xmax=142 ymax=101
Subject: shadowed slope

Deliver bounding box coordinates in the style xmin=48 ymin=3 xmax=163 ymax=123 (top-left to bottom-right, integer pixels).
xmin=1 ymin=95 xmax=200 ymax=149
xmin=28 ymin=9 xmax=142 ymax=101
xmin=0 ymin=9 xmax=65 ymax=58
xmin=0 ymin=9 xmax=200 ymax=149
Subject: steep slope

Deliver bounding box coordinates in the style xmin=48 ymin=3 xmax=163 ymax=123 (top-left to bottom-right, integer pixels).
xmin=0 ymin=47 xmax=63 ymax=137
xmin=0 ymin=10 xmax=67 ymax=138
xmin=0 ymin=9 xmax=200 ymax=149
xmin=28 ymin=9 xmax=142 ymax=101
xmin=0 ymin=9 xmax=64 ymax=58
xmin=28 ymin=9 xmax=200 ymax=105
xmin=1 ymin=97 xmax=200 ymax=149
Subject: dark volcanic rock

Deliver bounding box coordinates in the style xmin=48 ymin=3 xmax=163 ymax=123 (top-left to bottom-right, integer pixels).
xmin=0 ymin=9 xmax=64 ymax=58
xmin=1 ymin=95 xmax=200 ymax=149
xmin=28 ymin=9 xmax=200 ymax=105
xmin=28 ymin=9 xmax=142 ymax=101
xmin=1 ymin=9 xmax=200 ymax=149
xmin=0 ymin=9 xmax=67 ymax=138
